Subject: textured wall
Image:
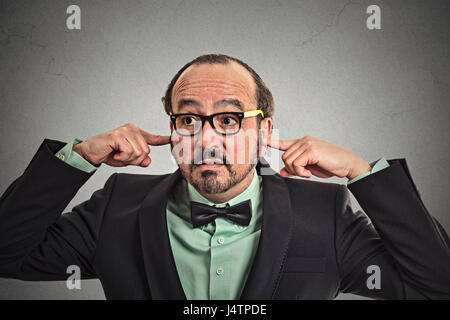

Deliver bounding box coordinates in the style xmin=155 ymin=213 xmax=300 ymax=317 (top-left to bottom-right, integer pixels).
xmin=0 ymin=0 xmax=449 ymax=299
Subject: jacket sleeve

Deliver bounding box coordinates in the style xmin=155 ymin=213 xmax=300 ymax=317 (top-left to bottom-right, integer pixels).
xmin=0 ymin=139 xmax=116 ymax=281
xmin=335 ymin=159 xmax=450 ymax=299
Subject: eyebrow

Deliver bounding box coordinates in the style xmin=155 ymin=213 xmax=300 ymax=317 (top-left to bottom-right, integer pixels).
xmin=177 ymin=98 xmax=244 ymax=111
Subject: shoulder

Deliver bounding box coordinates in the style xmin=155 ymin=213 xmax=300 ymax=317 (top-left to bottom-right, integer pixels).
xmin=263 ymin=174 xmax=347 ymax=214
xmin=282 ymin=175 xmax=343 ymax=200
xmin=105 ymin=171 xmax=175 ymax=194
xmin=95 ymin=171 xmax=179 ymax=214
xmin=114 ymin=171 xmax=171 ymax=184
xmin=270 ymin=176 xmax=349 ymax=246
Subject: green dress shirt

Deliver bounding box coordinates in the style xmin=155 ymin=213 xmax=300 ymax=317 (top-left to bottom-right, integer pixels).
xmin=54 ymin=139 xmax=389 ymax=299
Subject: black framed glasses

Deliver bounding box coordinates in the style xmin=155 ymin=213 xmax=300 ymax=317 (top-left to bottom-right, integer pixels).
xmin=169 ymin=110 xmax=264 ymax=136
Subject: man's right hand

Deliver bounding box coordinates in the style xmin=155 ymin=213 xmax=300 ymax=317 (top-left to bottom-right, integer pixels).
xmin=72 ymin=123 xmax=171 ymax=167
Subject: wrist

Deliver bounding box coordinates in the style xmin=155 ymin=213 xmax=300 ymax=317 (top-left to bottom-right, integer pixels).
xmin=72 ymin=142 xmax=98 ymax=166
xmin=72 ymin=141 xmax=84 ymax=155
xmin=347 ymin=158 xmax=371 ymax=180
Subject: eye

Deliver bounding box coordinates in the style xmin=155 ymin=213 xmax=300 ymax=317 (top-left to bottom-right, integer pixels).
xmin=222 ymin=116 xmax=238 ymax=125
xmin=182 ymin=116 xmax=196 ymax=125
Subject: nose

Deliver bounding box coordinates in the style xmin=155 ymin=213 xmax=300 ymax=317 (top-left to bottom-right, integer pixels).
xmin=199 ymin=119 xmax=221 ymax=151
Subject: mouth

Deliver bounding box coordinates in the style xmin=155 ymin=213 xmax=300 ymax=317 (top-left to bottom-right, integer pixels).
xmin=195 ymin=158 xmax=225 ymax=169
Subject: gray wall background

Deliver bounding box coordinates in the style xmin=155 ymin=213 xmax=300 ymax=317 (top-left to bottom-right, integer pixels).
xmin=0 ymin=0 xmax=449 ymax=300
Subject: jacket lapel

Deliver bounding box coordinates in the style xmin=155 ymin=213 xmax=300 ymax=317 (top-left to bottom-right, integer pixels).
xmin=138 ymin=169 xmax=187 ymax=299
xmin=240 ymin=160 xmax=294 ymax=299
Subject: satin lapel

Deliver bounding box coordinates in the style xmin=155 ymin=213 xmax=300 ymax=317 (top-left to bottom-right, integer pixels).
xmin=138 ymin=169 xmax=187 ymax=299
xmin=240 ymin=162 xmax=294 ymax=299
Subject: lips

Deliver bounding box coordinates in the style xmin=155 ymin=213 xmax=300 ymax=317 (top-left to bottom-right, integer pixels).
xmin=197 ymin=159 xmax=224 ymax=165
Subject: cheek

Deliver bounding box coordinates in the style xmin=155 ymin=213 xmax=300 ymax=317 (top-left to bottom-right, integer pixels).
xmin=223 ymin=133 xmax=258 ymax=164
xmin=223 ymin=135 xmax=238 ymax=163
xmin=179 ymin=163 xmax=190 ymax=173
xmin=171 ymin=133 xmax=195 ymax=163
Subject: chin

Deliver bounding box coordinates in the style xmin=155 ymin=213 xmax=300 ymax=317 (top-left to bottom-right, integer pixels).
xmin=191 ymin=170 xmax=231 ymax=194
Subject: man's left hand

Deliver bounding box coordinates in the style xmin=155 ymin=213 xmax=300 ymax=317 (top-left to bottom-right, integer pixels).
xmin=267 ymin=136 xmax=371 ymax=179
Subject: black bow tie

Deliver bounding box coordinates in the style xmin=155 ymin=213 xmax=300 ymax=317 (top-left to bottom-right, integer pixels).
xmin=190 ymin=200 xmax=252 ymax=228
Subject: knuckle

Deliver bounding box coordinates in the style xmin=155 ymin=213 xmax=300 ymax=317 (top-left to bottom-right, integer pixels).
xmin=121 ymin=160 xmax=130 ymax=166
xmin=121 ymin=124 xmax=132 ymax=132
xmin=294 ymin=159 xmax=303 ymax=166
xmin=117 ymin=127 xmax=127 ymax=136
xmin=89 ymin=155 xmax=100 ymax=164
xmin=286 ymin=154 xmax=295 ymax=163
xmin=130 ymin=123 xmax=140 ymax=132
xmin=110 ymin=131 xmax=121 ymax=142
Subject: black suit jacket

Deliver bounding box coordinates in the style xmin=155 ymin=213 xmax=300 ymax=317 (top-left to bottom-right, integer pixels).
xmin=0 ymin=139 xmax=449 ymax=299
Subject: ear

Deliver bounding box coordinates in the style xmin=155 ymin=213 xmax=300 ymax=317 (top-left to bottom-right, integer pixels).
xmin=259 ymin=117 xmax=272 ymax=158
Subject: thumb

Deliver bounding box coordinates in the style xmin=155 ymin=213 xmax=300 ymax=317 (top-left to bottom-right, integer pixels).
xmin=280 ymin=167 xmax=293 ymax=177
xmin=140 ymin=156 xmax=151 ymax=167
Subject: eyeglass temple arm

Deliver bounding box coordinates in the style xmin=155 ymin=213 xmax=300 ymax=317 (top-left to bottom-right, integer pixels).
xmin=243 ymin=110 xmax=264 ymax=118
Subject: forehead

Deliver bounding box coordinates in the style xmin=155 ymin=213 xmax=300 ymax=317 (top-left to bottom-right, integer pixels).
xmin=171 ymin=61 xmax=257 ymax=108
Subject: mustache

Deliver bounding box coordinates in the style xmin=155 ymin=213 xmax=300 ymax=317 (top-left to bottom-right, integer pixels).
xmin=190 ymin=147 xmax=232 ymax=176
xmin=192 ymin=147 xmax=226 ymax=166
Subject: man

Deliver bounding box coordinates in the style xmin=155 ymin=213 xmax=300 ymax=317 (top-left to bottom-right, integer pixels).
xmin=0 ymin=54 xmax=449 ymax=299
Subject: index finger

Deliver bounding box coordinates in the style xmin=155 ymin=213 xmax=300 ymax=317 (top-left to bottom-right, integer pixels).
xmin=266 ymin=137 xmax=297 ymax=151
xmin=140 ymin=129 xmax=171 ymax=146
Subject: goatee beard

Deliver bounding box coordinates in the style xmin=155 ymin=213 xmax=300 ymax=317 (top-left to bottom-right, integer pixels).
xmin=188 ymin=163 xmax=254 ymax=194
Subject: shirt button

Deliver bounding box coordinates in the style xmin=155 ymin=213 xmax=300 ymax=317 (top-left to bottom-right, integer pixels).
xmin=217 ymin=236 xmax=224 ymax=244
xmin=59 ymin=154 xmax=65 ymax=161
xmin=216 ymin=267 xmax=224 ymax=275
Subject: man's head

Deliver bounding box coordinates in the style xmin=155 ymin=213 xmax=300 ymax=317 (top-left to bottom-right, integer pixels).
xmin=162 ymin=54 xmax=274 ymax=195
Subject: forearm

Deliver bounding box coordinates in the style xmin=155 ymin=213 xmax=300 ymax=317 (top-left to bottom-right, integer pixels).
xmin=347 ymin=159 xmax=450 ymax=297
xmin=0 ymin=139 xmax=94 ymax=262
